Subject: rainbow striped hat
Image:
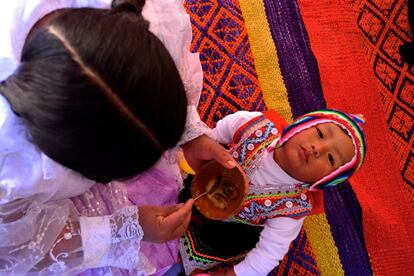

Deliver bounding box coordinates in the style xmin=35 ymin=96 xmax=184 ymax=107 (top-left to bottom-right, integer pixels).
xmin=276 ymin=109 xmax=366 ymax=191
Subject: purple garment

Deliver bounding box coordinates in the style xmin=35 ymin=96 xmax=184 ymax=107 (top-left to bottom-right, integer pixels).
xmin=126 ymin=168 xmax=181 ymax=276
xmin=72 ymin=167 xmax=181 ymax=276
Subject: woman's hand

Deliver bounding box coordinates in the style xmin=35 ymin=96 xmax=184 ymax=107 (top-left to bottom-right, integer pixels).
xmin=139 ymin=199 xmax=194 ymax=243
xmin=182 ymin=135 xmax=236 ymax=171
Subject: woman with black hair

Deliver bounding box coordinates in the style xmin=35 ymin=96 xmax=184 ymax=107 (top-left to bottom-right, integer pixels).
xmin=0 ymin=0 xmax=235 ymax=274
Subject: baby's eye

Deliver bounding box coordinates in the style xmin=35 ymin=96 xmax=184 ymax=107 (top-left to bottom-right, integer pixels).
xmin=316 ymin=127 xmax=324 ymax=138
xmin=328 ymin=153 xmax=335 ymax=167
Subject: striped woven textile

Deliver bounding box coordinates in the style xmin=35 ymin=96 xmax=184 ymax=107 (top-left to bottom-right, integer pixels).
xmin=184 ymin=0 xmax=414 ymax=275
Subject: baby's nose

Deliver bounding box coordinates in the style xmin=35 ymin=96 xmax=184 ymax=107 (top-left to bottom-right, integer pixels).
xmin=311 ymin=145 xmax=319 ymax=157
xmin=312 ymin=143 xmax=327 ymax=157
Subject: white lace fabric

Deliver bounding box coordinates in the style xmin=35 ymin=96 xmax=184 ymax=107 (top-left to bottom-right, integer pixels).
xmin=179 ymin=106 xmax=214 ymax=146
xmin=80 ymin=205 xmax=145 ymax=271
xmin=0 ymin=198 xmax=70 ymax=273
xmin=0 ymin=187 xmax=144 ymax=274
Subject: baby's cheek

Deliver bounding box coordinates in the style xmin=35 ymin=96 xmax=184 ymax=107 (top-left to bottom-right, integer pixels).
xmin=311 ymin=161 xmax=332 ymax=181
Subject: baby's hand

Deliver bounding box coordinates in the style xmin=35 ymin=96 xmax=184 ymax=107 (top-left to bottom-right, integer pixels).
xmin=139 ymin=199 xmax=194 ymax=243
xmin=182 ymin=135 xmax=236 ymax=171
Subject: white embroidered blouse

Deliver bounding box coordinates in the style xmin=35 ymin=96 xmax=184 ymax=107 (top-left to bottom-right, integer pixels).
xmin=0 ymin=0 xmax=205 ymax=274
xmin=212 ymin=111 xmax=305 ymax=276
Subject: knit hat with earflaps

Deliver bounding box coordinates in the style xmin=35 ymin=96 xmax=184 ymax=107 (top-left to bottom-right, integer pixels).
xmin=276 ymin=109 xmax=366 ymax=191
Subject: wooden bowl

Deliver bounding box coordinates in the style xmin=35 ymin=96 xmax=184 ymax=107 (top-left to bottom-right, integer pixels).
xmin=191 ymin=160 xmax=248 ymax=220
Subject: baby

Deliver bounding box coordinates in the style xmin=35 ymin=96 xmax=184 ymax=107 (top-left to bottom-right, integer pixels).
xmin=180 ymin=108 xmax=366 ymax=276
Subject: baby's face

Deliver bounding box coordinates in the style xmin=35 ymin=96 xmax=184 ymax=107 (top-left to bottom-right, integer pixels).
xmin=273 ymin=122 xmax=355 ymax=183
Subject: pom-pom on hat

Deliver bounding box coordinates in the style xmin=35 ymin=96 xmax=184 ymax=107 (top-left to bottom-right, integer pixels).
xmin=276 ymin=109 xmax=366 ymax=191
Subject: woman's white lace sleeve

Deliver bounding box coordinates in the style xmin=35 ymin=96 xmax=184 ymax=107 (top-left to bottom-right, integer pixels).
xmin=178 ymin=105 xmax=214 ymax=145
xmin=81 ymin=206 xmax=143 ymax=270
xmin=0 ymin=197 xmax=143 ymax=274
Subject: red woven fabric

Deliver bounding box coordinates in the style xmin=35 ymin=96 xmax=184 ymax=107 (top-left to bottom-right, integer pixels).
xmin=298 ymin=0 xmax=414 ymax=274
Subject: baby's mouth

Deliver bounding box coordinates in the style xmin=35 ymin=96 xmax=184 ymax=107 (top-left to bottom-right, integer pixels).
xmin=300 ymin=146 xmax=308 ymax=162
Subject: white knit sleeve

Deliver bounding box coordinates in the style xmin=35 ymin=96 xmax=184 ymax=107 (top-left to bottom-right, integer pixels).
xmin=234 ymin=217 xmax=305 ymax=276
xmin=212 ymin=111 xmax=262 ymax=144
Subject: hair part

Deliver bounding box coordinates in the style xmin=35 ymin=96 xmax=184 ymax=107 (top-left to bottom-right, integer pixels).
xmin=47 ymin=25 xmax=162 ymax=151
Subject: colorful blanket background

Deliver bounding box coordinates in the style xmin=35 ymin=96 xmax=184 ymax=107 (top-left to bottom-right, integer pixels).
xmin=184 ymin=0 xmax=414 ymax=275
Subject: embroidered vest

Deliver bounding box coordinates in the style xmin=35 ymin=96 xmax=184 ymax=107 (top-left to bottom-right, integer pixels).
xmin=228 ymin=111 xmax=323 ymax=225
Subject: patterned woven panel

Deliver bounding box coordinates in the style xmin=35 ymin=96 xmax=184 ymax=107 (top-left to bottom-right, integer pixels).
xmin=184 ymin=0 xmax=266 ymax=127
xmin=270 ymin=230 xmax=320 ymax=276
xmin=351 ymin=0 xmax=414 ymax=204
xmin=184 ymin=1 xmax=320 ymax=275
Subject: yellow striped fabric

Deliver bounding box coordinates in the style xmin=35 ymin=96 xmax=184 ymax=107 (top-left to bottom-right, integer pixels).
xmin=304 ymin=215 xmax=345 ymax=276
xmin=238 ymin=1 xmax=345 ymax=275
xmin=238 ymin=0 xmax=292 ymax=122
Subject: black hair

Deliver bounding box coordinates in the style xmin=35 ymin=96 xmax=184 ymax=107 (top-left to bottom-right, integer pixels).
xmin=1 ymin=0 xmax=187 ymax=183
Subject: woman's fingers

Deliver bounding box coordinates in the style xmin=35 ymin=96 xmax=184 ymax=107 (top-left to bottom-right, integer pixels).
xmin=162 ymin=199 xmax=194 ymax=228
xmin=140 ymin=200 xmax=193 ymax=243
xmin=209 ymin=141 xmax=236 ymax=169
xmin=182 ymin=135 xmax=236 ymax=171
xmin=171 ymin=202 xmax=193 ymax=237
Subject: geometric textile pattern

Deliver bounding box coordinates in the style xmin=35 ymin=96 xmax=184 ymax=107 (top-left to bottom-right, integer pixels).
xmin=184 ymin=0 xmax=320 ymax=275
xmin=352 ymin=0 xmax=414 ymax=204
xmin=184 ymin=0 xmax=266 ymax=127
xmin=269 ymin=231 xmax=320 ymax=276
